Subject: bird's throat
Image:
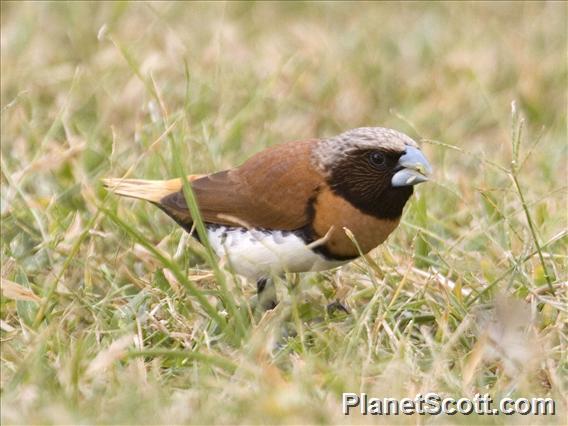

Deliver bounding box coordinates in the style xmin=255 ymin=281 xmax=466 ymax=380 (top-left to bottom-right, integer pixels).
xmin=332 ymin=185 xmax=414 ymax=221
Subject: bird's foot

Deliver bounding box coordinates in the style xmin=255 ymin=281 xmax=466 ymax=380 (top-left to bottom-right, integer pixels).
xmin=326 ymin=299 xmax=350 ymax=316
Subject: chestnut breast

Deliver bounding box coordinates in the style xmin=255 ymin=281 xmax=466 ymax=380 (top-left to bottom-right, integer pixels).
xmin=312 ymin=187 xmax=400 ymax=258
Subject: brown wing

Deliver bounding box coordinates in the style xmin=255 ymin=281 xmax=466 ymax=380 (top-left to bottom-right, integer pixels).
xmin=159 ymin=139 xmax=325 ymax=230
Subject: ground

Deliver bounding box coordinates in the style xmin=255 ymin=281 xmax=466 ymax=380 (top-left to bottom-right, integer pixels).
xmin=1 ymin=2 xmax=566 ymax=425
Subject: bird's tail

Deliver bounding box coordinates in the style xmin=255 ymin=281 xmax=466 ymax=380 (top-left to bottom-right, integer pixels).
xmin=102 ymin=175 xmax=203 ymax=203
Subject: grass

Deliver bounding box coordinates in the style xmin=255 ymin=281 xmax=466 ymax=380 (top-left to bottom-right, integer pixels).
xmin=1 ymin=2 xmax=566 ymax=424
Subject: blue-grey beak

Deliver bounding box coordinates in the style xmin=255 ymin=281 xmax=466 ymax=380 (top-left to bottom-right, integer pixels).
xmin=391 ymin=146 xmax=432 ymax=187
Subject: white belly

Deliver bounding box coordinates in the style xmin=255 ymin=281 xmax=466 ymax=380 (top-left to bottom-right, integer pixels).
xmin=206 ymin=226 xmax=348 ymax=280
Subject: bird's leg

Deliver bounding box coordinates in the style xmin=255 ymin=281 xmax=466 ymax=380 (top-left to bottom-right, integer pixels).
xmin=257 ymin=277 xmax=278 ymax=311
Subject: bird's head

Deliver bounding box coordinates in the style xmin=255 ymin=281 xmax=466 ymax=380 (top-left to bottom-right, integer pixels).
xmin=313 ymin=127 xmax=432 ymax=219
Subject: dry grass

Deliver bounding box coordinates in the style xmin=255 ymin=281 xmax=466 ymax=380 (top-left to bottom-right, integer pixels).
xmin=1 ymin=2 xmax=566 ymax=425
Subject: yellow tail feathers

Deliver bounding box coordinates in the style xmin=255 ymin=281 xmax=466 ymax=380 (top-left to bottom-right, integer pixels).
xmin=102 ymin=175 xmax=205 ymax=203
xmin=102 ymin=178 xmax=184 ymax=203
xmin=103 ymin=175 xmax=204 ymax=232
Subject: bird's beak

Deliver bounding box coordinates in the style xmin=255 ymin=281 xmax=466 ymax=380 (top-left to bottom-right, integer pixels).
xmin=391 ymin=146 xmax=432 ymax=187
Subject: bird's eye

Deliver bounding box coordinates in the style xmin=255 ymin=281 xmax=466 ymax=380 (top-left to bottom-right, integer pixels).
xmin=369 ymin=151 xmax=386 ymax=168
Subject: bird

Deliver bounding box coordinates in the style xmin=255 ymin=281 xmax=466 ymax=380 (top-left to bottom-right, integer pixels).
xmin=103 ymin=127 xmax=431 ymax=310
